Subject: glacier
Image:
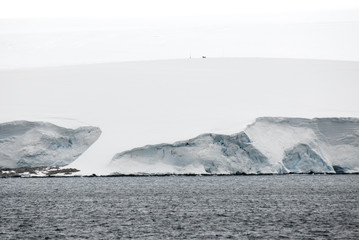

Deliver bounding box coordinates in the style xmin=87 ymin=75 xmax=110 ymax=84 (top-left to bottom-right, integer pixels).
xmin=0 ymin=121 xmax=101 ymax=168
xmin=109 ymin=117 xmax=359 ymax=175
xmin=2 ymin=58 xmax=359 ymax=175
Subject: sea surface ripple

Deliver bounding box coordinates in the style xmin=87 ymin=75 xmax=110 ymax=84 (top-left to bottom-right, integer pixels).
xmin=1 ymin=175 xmax=358 ymax=239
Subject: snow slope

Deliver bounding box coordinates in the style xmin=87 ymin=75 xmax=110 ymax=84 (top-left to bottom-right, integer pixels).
xmin=0 ymin=121 xmax=101 ymax=168
xmin=109 ymin=118 xmax=359 ymax=174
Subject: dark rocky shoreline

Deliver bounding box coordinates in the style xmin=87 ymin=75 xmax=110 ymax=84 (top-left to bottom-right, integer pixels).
xmin=0 ymin=166 xmax=80 ymax=178
xmin=1 ymin=166 xmax=358 ymax=178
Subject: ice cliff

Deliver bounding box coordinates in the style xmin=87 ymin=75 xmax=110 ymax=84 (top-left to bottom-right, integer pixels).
xmin=109 ymin=118 xmax=359 ymax=174
xmin=2 ymin=118 xmax=358 ymax=174
xmin=246 ymin=117 xmax=359 ymax=174
xmin=0 ymin=121 xmax=101 ymax=168
xmin=110 ymin=132 xmax=284 ymax=175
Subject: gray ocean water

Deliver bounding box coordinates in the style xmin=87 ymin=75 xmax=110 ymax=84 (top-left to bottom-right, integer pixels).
xmin=1 ymin=175 xmax=358 ymax=239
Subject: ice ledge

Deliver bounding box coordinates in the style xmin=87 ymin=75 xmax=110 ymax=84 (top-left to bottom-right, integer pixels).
xmin=0 ymin=120 xmax=101 ymax=168
xmin=109 ymin=117 xmax=359 ymax=175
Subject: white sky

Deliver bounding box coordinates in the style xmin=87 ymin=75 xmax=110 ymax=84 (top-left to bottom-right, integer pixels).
xmin=1 ymin=0 xmax=359 ymax=172
xmin=1 ymin=0 xmax=359 ymax=18
xmin=1 ymin=0 xmax=359 ymax=69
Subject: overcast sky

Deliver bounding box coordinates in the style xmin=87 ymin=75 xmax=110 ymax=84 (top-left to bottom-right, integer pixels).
xmin=1 ymin=0 xmax=359 ymax=68
xmin=1 ymin=0 xmax=359 ymax=18
xmin=1 ymin=1 xmax=359 ymax=171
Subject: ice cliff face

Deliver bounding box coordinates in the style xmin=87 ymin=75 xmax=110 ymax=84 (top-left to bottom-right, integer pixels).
xmin=110 ymin=132 xmax=284 ymax=174
xmin=282 ymin=144 xmax=333 ymax=173
xmin=0 ymin=121 xmax=101 ymax=168
xmin=245 ymin=117 xmax=359 ymax=173
xmin=110 ymin=118 xmax=359 ymax=174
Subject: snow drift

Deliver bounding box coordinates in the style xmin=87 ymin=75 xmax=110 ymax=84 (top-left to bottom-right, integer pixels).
xmin=109 ymin=117 xmax=359 ymax=174
xmin=0 ymin=121 xmax=101 ymax=168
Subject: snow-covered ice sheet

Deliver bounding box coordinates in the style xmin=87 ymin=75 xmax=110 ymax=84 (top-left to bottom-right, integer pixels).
xmin=1 ymin=58 xmax=359 ymax=174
